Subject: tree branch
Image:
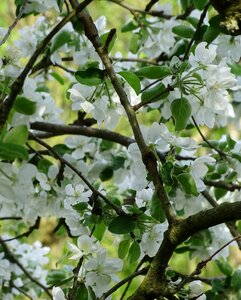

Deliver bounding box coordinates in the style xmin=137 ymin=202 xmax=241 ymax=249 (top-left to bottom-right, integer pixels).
xmin=30 ymin=122 xmax=134 ymax=147
xmin=0 ymin=236 xmax=52 ymax=299
xmin=68 ymin=0 xmax=177 ymax=224
xmin=0 ymin=0 xmax=93 ymax=129
xmin=29 ymin=133 xmax=126 ymax=216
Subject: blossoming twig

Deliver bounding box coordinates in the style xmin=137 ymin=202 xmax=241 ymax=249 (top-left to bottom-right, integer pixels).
xmin=0 ymin=236 xmax=52 ymax=298
xmin=175 ymin=235 xmax=241 ymax=292
xmin=0 ymin=0 xmax=28 ymax=46
xmin=29 ymin=133 xmax=126 ymax=216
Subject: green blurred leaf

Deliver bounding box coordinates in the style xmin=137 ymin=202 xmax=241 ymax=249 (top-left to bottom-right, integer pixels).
xmin=118 ymin=239 xmax=130 ymax=259
xmin=50 ymin=72 xmax=65 ymax=85
xmin=108 ymin=215 xmax=136 ymax=234
xmin=141 ymin=82 xmax=169 ymax=102
xmin=100 ymin=166 xmax=113 ymax=181
xmin=51 ymin=30 xmax=71 ymax=54
xmin=100 ymin=30 xmax=117 ymax=52
xmin=76 ymin=283 xmax=88 ymax=300
xmin=3 ymin=125 xmax=28 ymax=146
xmin=0 ymin=142 xmax=29 ymax=160
xmin=75 ymin=68 xmax=104 ymax=86
xmin=129 ymin=33 xmax=141 ymax=54
xmin=214 ymin=187 xmax=228 ymax=200
xmin=193 ymin=0 xmax=208 ymax=10
xmin=38 ymin=159 xmax=53 ymax=174
xmin=129 ymin=241 xmax=140 ymax=264
xmin=119 ymin=71 xmax=141 ymax=95
xmin=172 ymin=25 xmax=194 ymax=38
xmin=177 ymin=173 xmax=198 ymax=196
xmin=231 ymin=269 xmax=241 ymax=291
xmin=150 ymin=192 xmax=166 ymax=222
xmin=14 ymin=97 xmax=36 ymax=115
xmin=203 ymin=25 xmax=220 ymax=44
xmin=171 ymin=97 xmax=191 ymax=131
xmin=46 ymin=269 xmax=67 ymax=286
xmin=121 ymin=20 xmax=138 ymax=32
xmin=135 ymin=66 xmax=172 ymax=79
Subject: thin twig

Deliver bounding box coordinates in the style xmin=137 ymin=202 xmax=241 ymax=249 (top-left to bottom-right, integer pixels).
xmin=0 ymin=216 xmax=22 ymax=220
xmin=2 ymin=218 xmax=40 ymax=242
xmin=100 ymin=267 xmax=149 ymax=300
xmin=0 ymin=0 xmax=28 ymax=46
xmin=0 ymin=0 xmax=93 ymax=129
xmin=0 ymin=236 xmax=52 ymax=298
xmin=29 ymin=133 xmax=126 ymax=216
xmin=175 ymin=235 xmax=241 ymax=292
xmin=182 ymin=1 xmax=210 ymax=61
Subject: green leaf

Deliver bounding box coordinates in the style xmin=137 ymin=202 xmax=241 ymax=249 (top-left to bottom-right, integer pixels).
xmin=128 ymin=241 xmax=140 ymax=264
xmin=129 ymin=33 xmax=141 ymax=54
xmin=214 ymin=187 xmax=228 ymax=200
xmin=172 ymin=25 xmax=194 ymax=38
xmin=3 ymin=125 xmax=28 ymax=146
xmin=46 ymin=269 xmax=67 ymax=286
xmin=50 ymin=72 xmax=65 ymax=85
xmin=203 ymin=26 xmax=220 ymax=44
xmin=187 ymin=17 xmax=199 ymax=28
xmin=180 ymin=0 xmax=191 ymax=10
xmin=135 ymin=66 xmax=172 ymax=80
xmin=14 ymin=97 xmax=36 ymax=115
xmin=100 ymin=166 xmax=113 ymax=181
xmin=231 ymin=269 xmax=241 ymax=291
xmin=171 ymin=97 xmax=191 ymax=131
xmin=51 ymin=30 xmax=71 ymax=54
xmin=100 ymin=30 xmax=117 ymax=52
xmin=177 ymin=173 xmax=198 ymax=196
xmin=108 ymin=215 xmax=136 ymax=234
xmin=53 ymin=144 xmax=72 ymax=155
xmin=92 ymin=222 xmax=106 ymax=241
xmin=193 ymin=0 xmax=208 ymax=10
xmin=38 ymin=159 xmax=53 ymax=174
xmin=76 ymin=283 xmax=88 ymax=300
xmin=230 ymin=63 xmax=241 ymax=76
xmin=121 ymin=20 xmax=138 ymax=32
xmin=75 ymin=68 xmax=104 ymax=86
xmin=150 ymin=192 xmax=166 ymax=223
xmin=0 ymin=142 xmax=29 ymax=160
xmin=118 ymin=239 xmax=130 ymax=259
xmin=57 ymin=0 xmax=64 ymax=12
xmin=118 ymin=71 xmax=141 ymax=95
xmin=141 ymin=82 xmax=169 ymax=103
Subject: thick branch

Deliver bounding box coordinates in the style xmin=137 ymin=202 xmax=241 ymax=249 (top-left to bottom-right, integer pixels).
xmin=129 ymin=201 xmax=241 ymax=299
xmin=68 ymin=0 xmax=176 ymax=224
xmin=30 ymin=122 xmax=134 ymax=147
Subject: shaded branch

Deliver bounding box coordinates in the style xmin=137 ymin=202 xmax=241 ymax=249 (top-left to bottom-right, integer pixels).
xmin=30 ymin=121 xmax=134 ymax=147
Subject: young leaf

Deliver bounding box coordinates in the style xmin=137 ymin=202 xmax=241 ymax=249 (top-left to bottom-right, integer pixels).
xmin=171 ymin=97 xmax=191 ymax=131
xmin=100 ymin=166 xmax=113 ymax=181
xmin=0 ymin=142 xmax=29 ymax=160
xmin=100 ymin=30 xmax=117 ymax=52
xmin=177 ymin=173 xmax=198 ymax=196
xmin=75 ymin=68 xmax=104 ymax=86
xmin=172 ymin=25 xmax=194 ymax=38
xmin=118 ymin=239 xmax=130 ymax=259
xmin=50 ymin=72 xmax=65 ymax=85
xmin=14 ymin=97 xmax=36 ymax=115
xmin=108 ymin=215 xmax=136 ymax=234
xmin=150 ymin=192 xmax=166 ymax=223
xmin=193 ymin=0 xmax=208 ymax=10
xmin=128 ymin=241 xmax=140 ymax=264
xmin=118 ymin=71 xmax=141 ymax=95
xmin=3 ymin=125 xmax=28 ymax=146
xmin=141 ymin=82 xmax=169 ymax=103
xmin=135 ymin=66 xmax=172 ymax=80
xmin=51 ymin=30 xmax=71 ymax=54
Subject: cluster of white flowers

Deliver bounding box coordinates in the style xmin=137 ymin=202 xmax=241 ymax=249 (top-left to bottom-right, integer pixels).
xmin=0 ymin=238 xmax=49 ymax=299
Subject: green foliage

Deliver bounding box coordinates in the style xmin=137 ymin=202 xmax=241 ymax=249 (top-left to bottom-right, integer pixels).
xmin=13 ymin=97 xmax=36 ymax=115
xmin=135 ymin=66 xmax=172 ymax=80
xmin=118 ymin=71 xmax=141 ymax=95
xmin=75 ymin=68 xmax=105 ymax=86
xmin=171 ymin=97 xmax=191 ymax=131
xmin=108 ymin=215 xmax=136 ymax=234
